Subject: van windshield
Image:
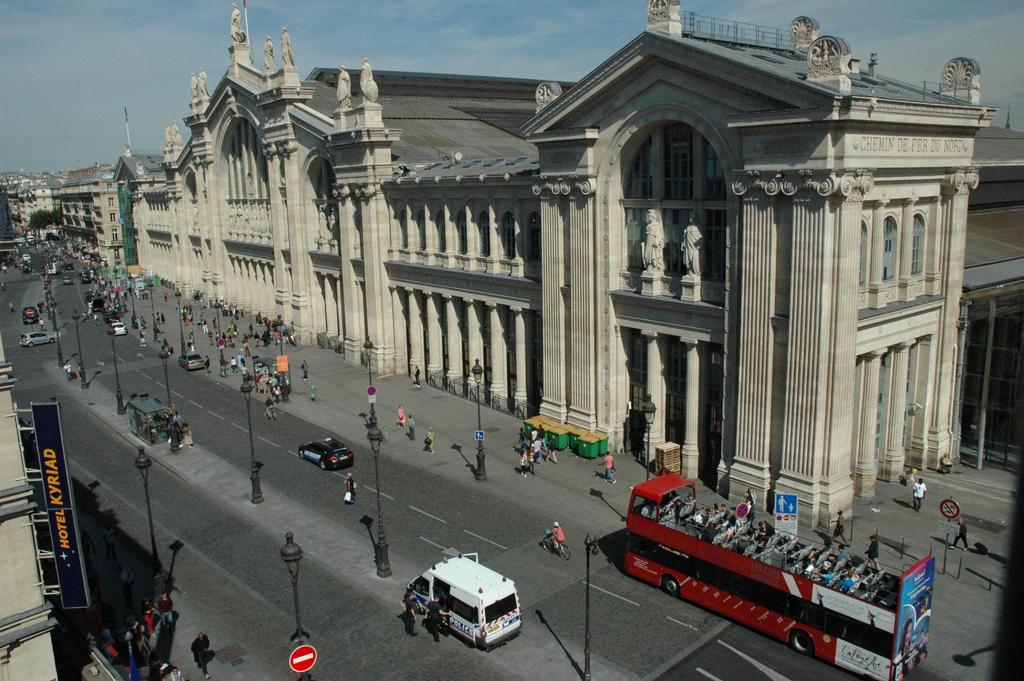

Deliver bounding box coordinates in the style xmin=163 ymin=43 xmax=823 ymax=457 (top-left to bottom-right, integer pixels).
xmin=484 ymin=594 xmax=517 ymax=623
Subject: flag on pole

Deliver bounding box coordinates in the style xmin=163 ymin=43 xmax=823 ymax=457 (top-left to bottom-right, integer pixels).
xmin=128 ymin=648 xmax=142 ymax=681
xmin=243 ymin=0 xmax=247 ymax=6
xmin=123 ymin=104 xmax=129 ymax=123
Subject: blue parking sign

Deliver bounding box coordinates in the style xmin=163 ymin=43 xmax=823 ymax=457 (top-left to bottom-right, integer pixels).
xmin=775 ymin=493 xmax=798 ymax=515
xmin=474 ymin=430 xmax=485 ymax=442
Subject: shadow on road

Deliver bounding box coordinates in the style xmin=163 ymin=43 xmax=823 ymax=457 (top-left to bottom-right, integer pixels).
xmin=588 ymin=488 xmax=625 ymax=522
xmin=953 ymin=641 xmax=998 ymax=667
xmin=535 ymin=609 xmax=583 ymax=681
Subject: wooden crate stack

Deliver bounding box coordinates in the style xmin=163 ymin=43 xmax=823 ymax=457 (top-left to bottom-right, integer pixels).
xmin=655 ymin=442 xmax=681 ymax=474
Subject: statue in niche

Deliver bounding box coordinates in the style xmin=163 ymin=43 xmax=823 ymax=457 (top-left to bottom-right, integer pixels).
xmin=171 ymin=122 xmax=184 ymax=148
xmin=230 ymin=3 xmax=246 ymax=44
xmin=336 ymin=66 xmax=352 ymax=110
xmin=263 ymin=35 xmax=275 ymax=72
xmin=642 ymin=208 xmax=665 ymax=272
xmin=360 ymin=56 xmax=378 ymax=104
xmin=682 ymin=217 xmax=703 ymax=277
xmin=190 ymin=72 xmax=199 ymax=100
xmin=280 ymin=28 xmax=295 ymax=68
xmin=197 ymin=67 xmax=210 ymax=98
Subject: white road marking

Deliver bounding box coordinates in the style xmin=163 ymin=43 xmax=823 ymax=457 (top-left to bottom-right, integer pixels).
xmin=258 ymin=435 xmax=279 ymax=447
xmin=418 ymin=536 xmax=446 ymax=550
xmin=96 ymin=359 xmax=105 ymax=366
xmin=208 ymin=411 xmax=225 ymax=421
xmin=463 ymin=530 xmax=508 ymax=550
xmin=358 ymin=483 xmax=395 ymax=501
xmin=696 ymin=668 xmax=725 ymax=681
xmin=188 ymin=399 xmax=203 ymax=408
xmin=137 ymin=353 xmax=145 ymax=359
xmin=716 ymin=640 xmax=794 ymax=681
xmin=291 ymin=652 xmax=314 ymax=664
xmin=141 ymin=372 xmax=152 ymax=380
xmin=172 ymin=390 xmax=184 ymax=398
xmin=667 ymin=615 xmax=698 ymax=630
xmin=156 ymin=381 xmax=165 ymax=388
xmin=590 ymin=583 xmax=639 ymax=607
xmin=231 ymin=422 xmax=248 ymax=433
xmin=409 ymin=505 xmax=447 ymax=524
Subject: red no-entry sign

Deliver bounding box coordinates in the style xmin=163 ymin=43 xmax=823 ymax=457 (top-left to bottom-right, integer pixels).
xmin=939 ymin=498 xmax=961 ymax=520
xmin=289 ymin=644 xmax=317 ymax=674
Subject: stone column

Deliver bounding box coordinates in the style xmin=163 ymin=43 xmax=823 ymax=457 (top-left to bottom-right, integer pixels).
xmin=336 ymin=186 xmax=361 ymax=357
xmin=513 ymin=306 xmax=528 ymax=405
xmin=928 ymin=168 xmax=978 ymax=462
xmin=537 ymin=183 xmax=567 ymax=420
xmin=425 ymin=293 xmax=443 ymax=375
xmin=489 ymin=303 xmax=508 ymax=400
xmin=867 ymin=199 xmax=888 ymax=307
xmin=879 ymin=341 xmax=912 ymax=482
xmin=908 ymin=335 xmax=934 ymax=468
xmin=467 ymin=299 xmax=483 ymax=374
xmin=390 ymin=286 xmax=408 ymax=375
xmin=335 ymin=277 xmax=344 ymax=342
xmin=681 ymin=340 xmax=701 ymax=479
xmin=854 ymin=351 xmax=882 ymax=497
xmin=567 ymin=184 xmax=597 ymax=430
xmin=280 ymin=144 xmax=314 ymax=341
xmin=407 ymin=288 xmax=424 ymax=377
xmin=898 ymin=198 xmax=918 ymax=298
xmin=730 ymin=174 xmax=778 ymax=500
xmin=644 ymin=331 xmax=666 ymax=448
xmin=359 ymin=185 xmax=395 ymax=374
xmin=445 ymin=295 xmax=463 ymax=382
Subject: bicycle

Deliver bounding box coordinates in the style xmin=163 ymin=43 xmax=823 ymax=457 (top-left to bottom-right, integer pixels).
xmin=542 ymin=529 xmax=571 ymax=560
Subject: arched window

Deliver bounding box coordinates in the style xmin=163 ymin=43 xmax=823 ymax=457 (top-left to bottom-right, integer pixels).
xmin=527 ymin=212 xmax=541 ymax=261
xmin=911 ymin=214 xmax=925 ymax=275
xmin=223 ymin=117 xmax=268 ymax=201
xmin=859 ymin=221 xmax=868 ymax=287
xmin=625 ymin=137 xmax=653 ymax=199
xmin=477 ymin=210 xmax=491 ymax=258
xmin=433 ymin=209 xmax=447 ymax=253
xmin=416 ymin=209 xmax=427 ymax=250
xmin=663 ymin=124 xmax=694 ymax=199
xmin=882 ymin=216 xmax=897 ymax=281
xmin=456 ymin=210 xmax=468 ymax=255
xmin=704 ymin=143 xmax=725 ymax=200
xmin=500 ymin=211 xmax=516 ymax=259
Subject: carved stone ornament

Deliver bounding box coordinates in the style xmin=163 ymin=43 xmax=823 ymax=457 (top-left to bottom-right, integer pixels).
xmin=532 ymin=177 xmax=592 ymax=196
xmin=838 ymin=170 xmax=874 ymax=199
xmin=940 ymin=57 xmax=981 ymax=103
xmin=807 ymin=35 xmax=851 ymax=79
xmin=945 ymin=167 xmax=980 ymax=194
xmin=535 ymin=81 xmax=563 ymax=111
xmin=797 ymin=169 xmax=839 ymax=197
xmin=789 ymin=16 xmax=820 ymax=50
xmin=648 ymin=0 xmax=670 ymax=21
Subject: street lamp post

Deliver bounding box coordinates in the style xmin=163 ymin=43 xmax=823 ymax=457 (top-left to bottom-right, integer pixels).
xmin=107 ymin=327 xmax=126 ymax=414
xmin=71 ymin=311 xmax=88 ymax=389
xmin=49 ymin=296 xmax=64 ymax=367
xmin=240 ymin=380 xmax=264 ymax=504
xmin=280 ymin=532 xmax=311 ymax=646
xmin=158 ymin=347 xmax=173 ymax=407
xmin=583 ymin=534 xmax=599 ymax=681
xmin=641 ymin=394 xmax=657 ymax=480
xmin=134 ymin=447 xmax=161 ymax=573
xmin=174 ymin=289 xmax=184 ymax=354
xmin=363 ymin=337 xmax=373 ymax=387
xmin=128 ymin=281 xmax=137 ymax=329
xmin=149 ymin=283 xmax=158 ymax=341
xmin=366 ymin=413 xmax=392 ymax=578
xmin=471 ymin=358 xmax=486 ymax=481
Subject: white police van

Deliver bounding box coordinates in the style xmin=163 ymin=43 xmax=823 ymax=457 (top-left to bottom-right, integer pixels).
xmin=408 ymin=552 xmax=522 ymax=650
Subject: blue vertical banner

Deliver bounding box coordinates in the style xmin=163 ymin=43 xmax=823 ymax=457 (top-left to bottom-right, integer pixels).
xmin=892 ymin=556 xmax=934 ymax=681
xmin=32 ymin=403 xmax=90 ymax=609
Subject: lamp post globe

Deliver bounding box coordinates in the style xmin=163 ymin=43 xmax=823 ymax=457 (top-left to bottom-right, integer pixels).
xmin=240 ymin=380 xmax=264 ymax=505
xmin=107 ymin=326 xmax=126 ymax=414
xmin=280 ymin=531 xmax=309 ymax=643
xmin=471 ymin=358 xmax=486 ymax=480
xmin=366 ymin=415 xmax=391 ymax=578
xmin=641 ymin=394 xmax=657 ymax=480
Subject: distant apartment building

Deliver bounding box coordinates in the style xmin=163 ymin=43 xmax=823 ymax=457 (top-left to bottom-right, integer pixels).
xmin=56 ymin=166 xmax=124 ymax=266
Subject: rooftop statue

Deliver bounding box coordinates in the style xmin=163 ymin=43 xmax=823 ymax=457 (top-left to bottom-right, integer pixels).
xmin=360 ymin=56 xmax=379 ymax=104
xmin=336 ymin=67 xmax=352 ymax=110
xmin=264 ymin=35 xmax=275 ymax=72
xmin=197 ymin=67 xmax=209 ymax=98
xmin=230 ymin=3 xmax=246 ymax=45
xmin=281 ymin=28 xmax=295 ymax=69
xmin=171 ymin=122 xmax=184 ymax=148
xmin=190 ymin=72 xmax=199 ymax=100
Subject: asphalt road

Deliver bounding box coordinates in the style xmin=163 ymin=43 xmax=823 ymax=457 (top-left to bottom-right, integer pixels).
xmin=2 ymin=253 xmax=947 ymax=681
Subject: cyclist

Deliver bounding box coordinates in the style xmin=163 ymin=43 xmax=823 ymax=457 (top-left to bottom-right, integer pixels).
xmin=551 ymin=522 xmax=566 ymax=552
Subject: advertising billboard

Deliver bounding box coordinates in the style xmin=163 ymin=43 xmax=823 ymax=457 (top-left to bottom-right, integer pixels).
xmin=892 ymin=556 xmax=934 ymax=681
xmin=32 ymin=403 xmax=90 ymax=609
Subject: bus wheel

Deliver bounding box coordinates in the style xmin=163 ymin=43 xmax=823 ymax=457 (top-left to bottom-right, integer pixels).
xmin=789 ymin=630 xmax=814 ymax=656
xmin=661 ymin=575 xmax=679 ymax=597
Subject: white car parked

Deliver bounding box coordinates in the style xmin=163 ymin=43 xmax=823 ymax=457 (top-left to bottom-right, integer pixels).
xmin=20 ymin=331 xmax=56 ymax=347
xmin=110 ymin=321 xmax=128 ymax=336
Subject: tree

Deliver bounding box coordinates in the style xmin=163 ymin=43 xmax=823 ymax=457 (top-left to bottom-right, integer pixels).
xmin=28 ymin=208 xmax=61 ymax=233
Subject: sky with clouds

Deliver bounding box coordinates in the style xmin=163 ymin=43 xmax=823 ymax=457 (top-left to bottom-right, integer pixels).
xmin=1 ymin=0 xmax=1021 ymax=171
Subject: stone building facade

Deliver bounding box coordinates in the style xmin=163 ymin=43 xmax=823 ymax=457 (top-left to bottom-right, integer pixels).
xmin=57 ymin=166 xmax=126 ymax=266
xmin=134 ymin=4 xmax=994 ymax=526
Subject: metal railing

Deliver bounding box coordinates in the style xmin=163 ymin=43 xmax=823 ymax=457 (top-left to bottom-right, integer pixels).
xmin=424 ymin=370 xmax=531 ymax=420
xmin=681 ymin=11 xmax=788 ymax=50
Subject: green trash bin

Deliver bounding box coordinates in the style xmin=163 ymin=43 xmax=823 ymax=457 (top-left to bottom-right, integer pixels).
xmin=597 ymin=436 xmax=609 ymax=455
xmin=576 ymin=434 xmax=601 ymax=459
xmin=545 ymin=423 xmax=570 ymax=450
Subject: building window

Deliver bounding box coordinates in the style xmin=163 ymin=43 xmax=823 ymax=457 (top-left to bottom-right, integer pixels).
xmin=704 ymin=144 xmax=725 ymax=200
xmin=477 ymin=210 xmax=491 ymax=258
xmin=399 ymin=209 xmax=409 ymax=249
xmin=434 ymin=209 xmax=447 ymax=253
xmin=110 ymin=212 xmax=116 ymax=222
xmin=663 ymin=124 xmax=694 ymax=200
xmin=859 ymin=221 xmax=868 ymax=287
xmin=416 ymin=209 xmax=427 ymax=250
xmin=456 ymin=210 xmax=468 ymax=255
xmin=663 ymin=208 xmax=689 ymax=275
xmin=107 ymin=197 xmax=114 ymax=207
xmin=911 ymin=214 xmax=925 ymax=275
xmin=883 ymin=216 xmax=897 ymax=281
xmin=527 ymin=212 xmax=541 ymax=261
xmin=625 ymin=208 xmax=646 ymax=270
xmin=625 ymin=137 xmax=653 ymax=199
xmin=501 ymin=211 xmax=516 ymax=259
xmin=704 ymin=210 xmax=726 ymax=281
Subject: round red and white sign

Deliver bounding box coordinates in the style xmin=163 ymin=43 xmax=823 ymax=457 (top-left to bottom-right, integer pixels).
xmin=289 ymin=644 xmax=317 ymax=674
xmin=939 ymin=498 xmax=961 ymax=520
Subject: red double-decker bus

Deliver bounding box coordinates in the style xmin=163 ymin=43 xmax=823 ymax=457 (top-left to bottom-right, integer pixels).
xmin=625 ymin=475 xmax=934 ymax=681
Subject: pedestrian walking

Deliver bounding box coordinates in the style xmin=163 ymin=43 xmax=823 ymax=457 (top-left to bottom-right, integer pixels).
xmin=424 ymin=426 xmax=435 ymax=453
xmin=230 ymin=357 xmax=237 ymax=374
xmin=190 ymin=632 xmax=212 ymax=679
xmin=407 ymin=414 xmax=416 ymax=440
xmin=912 ymin=477 xmax=927 ymax=512
xmin=952 ymin=518 xmax=969 ymax=550
xmin=118 ymin=563 xmax=134 ymax=604
xmin=301 ymin=360 xmax=309 ymax=380
xmin=182 ymin=423 xmax=194 ymax=448
xmin=401 ymin=590 xmax=420 ymax=636
xmin=103 ymin=527 xmax=117 ymax=560
xmin=140 ymin=331 xmax=146 ymax=347
xmin=602 ymin=449 xmax=617 ymax=484
xmin=424 ymin=595 xmax=450 ymax=643
xmin=156 ymin=592 xmax=175 ymax=629
xmin=264 ymin=398 xmax=277 ymax=421
xmin=413 ymin=366 xmax=421 ymax=388
xmin=866 ymin=534 xmax=880 ymax=571
xmin=832 ymin=510 xmax=845 ymax=541
xmin=397 ymin=404 xmax=407 ymax=431
xmin=204 ymin=355 xmax=211 ymax=374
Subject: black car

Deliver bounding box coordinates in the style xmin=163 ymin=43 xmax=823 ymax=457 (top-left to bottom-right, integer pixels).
xmin=297 ymin=438 xmax=354 ymax=471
